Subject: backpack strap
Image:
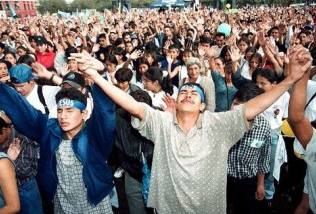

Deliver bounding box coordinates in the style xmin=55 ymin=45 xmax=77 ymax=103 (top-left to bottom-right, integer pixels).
xmin=37 ymin=86 xmax=50 ymax=115
xmin=305 ymin=92 xmax=316 ymax=110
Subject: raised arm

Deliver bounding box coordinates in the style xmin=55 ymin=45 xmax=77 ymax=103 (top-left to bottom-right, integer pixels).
xmin=288 ymin=70 xmax=313 ymax=149
xmin=245 ymin=45 xmax=312 ymax=121
xmin=72 ymin=54 xmax=145 ymax=120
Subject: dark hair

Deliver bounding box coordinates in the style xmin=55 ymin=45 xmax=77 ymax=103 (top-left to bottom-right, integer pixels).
xmin=0 ymin=59 xmax=12 ymax=70
xmin=238 ymin=37 xmax=251 ymax=46
xmin=245 ymin=47 xmax=257 ymax=55
xmin=143 ymin=49 xmax=158 ymax=67
xmin=65 ymin=46 xmax=78 ymax=59
xmin=16 ymin=46 xmax=29 ymax=54
xmin=215 ymin=32 xmax=226 ymax=38
xmin=199 ymin=35 xmax=211 ymax=44
xmin=98 ymin=33 xmax=106 ymax=40
xmin=0 ymin=43 xmax=5 ymax=50
xmin=0 ymin=118 xmax=10 ymax=134
xmin=268 ymin=26 xmax=279 ymax=37
xmin=252 ymin=68 xmax=278 ymax=84
xmin=17 ymin=54 xmax=36 ymax=66
xmin=130 ymin=90 xmax=152 ymax=106
xmin=122 ymin=32 xmax=131 ymax=39
xmin=55 ymin=88 xmax=87 ymax=107
xmin=4 ymin=51 xmax=17 ymax=60
xmin=249 ymin=53 xmax=263 ymax=67
xmin=105 ymin=54 xmax=118 ymax=65
xmin=234 ymin=83 xmax=264 ymax=102
xmin=144 ymin=67 xmax=174 ymax=95
xmin=219 ymin=45 xmax=231 ymax=61
xmin=113 ymin=47 xmax=127 ymax=61
xmin=115 ymin=68 xmax=133 ymax=82
xmin=113 ymin=38 xmax=125 ymax=47
xmin=136 ymin=57 xmax=150 ymax=82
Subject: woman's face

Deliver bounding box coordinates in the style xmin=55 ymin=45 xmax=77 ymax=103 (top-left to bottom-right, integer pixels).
xmin=17 ymin=48 xmax=27 ymax=57
xmin=187 ymin=64 xmax=201 ymax=80
xmin=144 ymin=54 xmax=154 ymax=65
xmin=250 ymin=58 xmax=260 ymax=69
xmin=138 ymin=64 xmax=149 ymax=75
xmin=214 ymin=58 xmax=225 ymax=72
xmin=5 ymin=54 xmax=16 ymax=66
xmin=238 ymin=41 xmax=248 ymax=54
xmin=182 ymin=52 xmax=192 ymax=63
xmin=256 ymin=75 xmax=275 ymax=92
xmin=125 ymin=43 xmax=134 ymax=53
xmin=142 ymin=76 xmax=156 ymax=92
xmin=245 ymin=51 xmax=254 ymax=61
xmin=105 ymin=61 xmax=117 ymax=73
xmin=0 ymin=62 xmax=8 ymax=78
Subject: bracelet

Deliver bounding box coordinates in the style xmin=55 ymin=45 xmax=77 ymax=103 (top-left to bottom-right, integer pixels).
xmin=50 ymin=74 xmax=55 ymax=81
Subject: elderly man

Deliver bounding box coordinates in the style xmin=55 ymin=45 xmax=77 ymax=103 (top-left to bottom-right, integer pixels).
xmin=69 ymin=46 xmax=311 ymax=214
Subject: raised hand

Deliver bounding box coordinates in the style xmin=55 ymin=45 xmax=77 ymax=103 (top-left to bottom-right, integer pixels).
xmin=7 ymin=138 xmax=22 ymax=161
xmin=161 ymin=93 xmax=177 ymax=114
xmin=205 ymin=46 xmax=218 ymax=58
xmin=130 ymin=50 xmax=143 ymax=60
xmin=32 ymin=62 xmax=52 ymax=79
xmin=228 ymin=46 xmax=241 ymax=62
xmin=257 ymin=31 xmax=266 ymax=47
xmin=288 ymin=45 xmax=312 ymax=82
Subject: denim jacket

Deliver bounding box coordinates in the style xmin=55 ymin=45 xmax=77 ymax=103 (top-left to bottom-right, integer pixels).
xmin=0 ymin=82 xmax=116 ymax=206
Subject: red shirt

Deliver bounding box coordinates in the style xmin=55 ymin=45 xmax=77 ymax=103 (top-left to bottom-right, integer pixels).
xmin=35 ymin=51 xmax=56 ymax=69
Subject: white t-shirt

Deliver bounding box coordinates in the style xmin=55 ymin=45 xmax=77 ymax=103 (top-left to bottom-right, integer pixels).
xmin=261 ymin=92 xmax=290 ymax=133
xmin=26 ymin=85 xmax=61 ymax=117
xmin=294 ymin=129 xmax=316 ymax=213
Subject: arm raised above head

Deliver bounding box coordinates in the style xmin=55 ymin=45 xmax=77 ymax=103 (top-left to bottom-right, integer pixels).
xmin=245 ymin=45 xmax=312 ymax=121
xmin=76 ymin=57 xmax=145 ymax=120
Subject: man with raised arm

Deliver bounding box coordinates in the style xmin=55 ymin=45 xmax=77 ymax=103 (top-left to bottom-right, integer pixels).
xmin=288 ymin=60 xmax=316 ymax=214
xmin=71 ymin=46 xmax=311 ymax=214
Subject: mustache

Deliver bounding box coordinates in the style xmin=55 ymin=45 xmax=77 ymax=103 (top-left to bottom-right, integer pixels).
xmin=181 ymin=99 xmax=194 ymax=104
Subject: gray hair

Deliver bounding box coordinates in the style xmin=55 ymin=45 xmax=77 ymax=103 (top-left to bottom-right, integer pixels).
xmin=186 ymin=57 xmax=202 ymax=69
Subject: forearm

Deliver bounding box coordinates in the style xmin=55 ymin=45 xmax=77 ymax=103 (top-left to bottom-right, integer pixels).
xmin=257 ymin=174 xmax=265 ymax=187
xmin=288 ymin=72 xmax=313 ymax=148
xmin=245 ymin=77 xmax=293 ymax=120
xmin=91 ymin=73 xmax=144 ymax=119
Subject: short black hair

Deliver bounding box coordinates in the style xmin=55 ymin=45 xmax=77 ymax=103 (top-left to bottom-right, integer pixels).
xmin=55 ymin=88 xmax=87 ymax=107
xmin=130 ymin=90 xmax=152 ymax=107
xmin=115 ymin=68 xmax=133 ymax=82
xmin=234 ymin=83 xmax=264 ymax=102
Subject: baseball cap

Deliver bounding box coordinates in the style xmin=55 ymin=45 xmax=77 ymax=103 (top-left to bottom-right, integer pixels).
xmin=9 ymin=64 xmax=37 ymax=84
xmin=35 ymin=36 xmax=47 ymax=45
xmin=62 ymin=72 xmax=85 ymax=89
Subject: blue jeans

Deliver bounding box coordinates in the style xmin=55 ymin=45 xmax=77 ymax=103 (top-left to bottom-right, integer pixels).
xmin=265 ymin=133 xmax=279 ymax=200
xmin=17 ymin=178 xmax=43 ymax=214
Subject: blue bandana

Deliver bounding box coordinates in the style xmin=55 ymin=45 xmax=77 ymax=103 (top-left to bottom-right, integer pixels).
xmin=179 ymin=84 xmax=205 ymax=103
xmin=57 ymin=98 xmax=86 ymax=111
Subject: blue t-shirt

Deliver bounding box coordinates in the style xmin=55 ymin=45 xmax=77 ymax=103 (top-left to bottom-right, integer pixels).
xmin=211 ymin=71 xmax=237 ymax=112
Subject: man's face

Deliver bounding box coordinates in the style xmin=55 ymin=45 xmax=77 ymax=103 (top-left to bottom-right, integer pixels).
xmin=99 ymin=38 xmax=107 ymax=48
xmin=203 ymin=31 xmax=211 ymax=38
xmin=164 ymin=27 xmax=172 ymax=37
xmin=215 ymin=36 xmax=225 ymax=48
xmin=36 ymin=43 xmax=47 ymax=53
xmin=124 ymin=35 xmax=131 ymax=42
xmin=57 ymin=106 xmax=86 ymax=133
xmin=13 ymin=80 xmax=35 ymax=97
xmin=177 ymin=88 xmax=205 ymax=113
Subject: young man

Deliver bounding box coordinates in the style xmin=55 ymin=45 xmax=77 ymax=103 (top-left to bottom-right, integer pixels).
xmin=9 ymin=64 xmax=60 ymax=116
xmin=227 ymin=83 xmax=271 ymax=214
xmin=288 ymin=65 xmax=316 ymax=214
xmin=0 ymin=110 xmax=43 ymax=214
xmin=0 ymin=76 xmax=116 ymax=213
xmin=66 ymin=46 xmax=312 ymax=213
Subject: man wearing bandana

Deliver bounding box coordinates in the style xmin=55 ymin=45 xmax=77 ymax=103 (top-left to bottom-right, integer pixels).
xmin=0 ymin=79 xmax=116 ymax=213
xmin=72 ymin=45 xmax=311 ymax=214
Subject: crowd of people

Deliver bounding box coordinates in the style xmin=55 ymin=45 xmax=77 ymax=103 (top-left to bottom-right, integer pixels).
xmin=0 ymin=4 xmax=316 ymax=214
